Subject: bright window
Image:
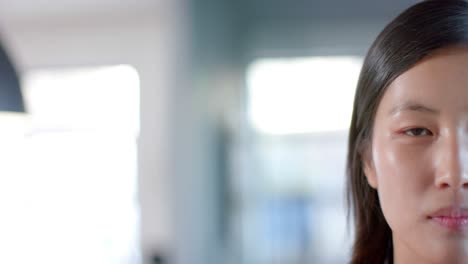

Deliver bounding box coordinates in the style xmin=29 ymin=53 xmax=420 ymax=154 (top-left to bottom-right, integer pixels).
xmin=247 ymin=57 xmax=362 ymax=134
xmin=0 ymin=65 xmax=141 ymax=264
xmin=235 ymin=57 xmax=363 ymax=264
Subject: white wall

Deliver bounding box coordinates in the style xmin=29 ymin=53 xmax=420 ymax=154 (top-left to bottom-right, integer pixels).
xmin=0 ymin=5 xmax=186 ymax=263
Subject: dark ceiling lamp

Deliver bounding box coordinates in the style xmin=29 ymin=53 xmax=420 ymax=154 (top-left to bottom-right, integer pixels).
xmin=0 ymin=40 xmax=29 ymax=141
xmin=0 ymin=41 xmax=24 ymax=113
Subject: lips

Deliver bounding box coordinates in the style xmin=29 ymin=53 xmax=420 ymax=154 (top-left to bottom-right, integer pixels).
xmin=429 ymin=207 xmax=468 ymax=230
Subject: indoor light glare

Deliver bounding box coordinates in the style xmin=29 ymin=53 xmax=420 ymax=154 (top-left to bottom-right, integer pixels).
xmin=247 ymin=57 xmax=363 ymax=135
xmin=23 ymin=64 xmax=140 ymax=134
xmin=0 ymin=64 xmax=143 ymax=264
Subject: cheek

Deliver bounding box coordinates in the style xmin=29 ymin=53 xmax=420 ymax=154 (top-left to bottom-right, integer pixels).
xmin=372 ymin=139 xmax=434 ymax=228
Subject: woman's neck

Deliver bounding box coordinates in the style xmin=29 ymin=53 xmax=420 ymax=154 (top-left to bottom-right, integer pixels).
xmin=392 ymin=235 xmax=431 ymax=264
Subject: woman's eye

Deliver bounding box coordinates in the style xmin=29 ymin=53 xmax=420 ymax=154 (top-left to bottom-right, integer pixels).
xmin=404 ymin=128 xmax=432 ymax=137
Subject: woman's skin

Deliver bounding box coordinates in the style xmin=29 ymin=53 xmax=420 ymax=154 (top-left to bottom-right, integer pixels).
xmin=363 ymin=46 xmax=468 ymax=264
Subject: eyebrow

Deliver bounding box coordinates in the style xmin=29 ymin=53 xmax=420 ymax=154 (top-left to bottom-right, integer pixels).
xmin=388 ymin=101 xmax=440 ymax=116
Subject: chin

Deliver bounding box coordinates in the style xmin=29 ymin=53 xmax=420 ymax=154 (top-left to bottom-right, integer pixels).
xmin=420 ymin=243 xmax=468 ymax=264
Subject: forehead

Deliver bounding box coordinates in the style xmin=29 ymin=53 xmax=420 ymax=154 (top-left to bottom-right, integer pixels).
xmin=377 ymin=46 xmax=468 ymax=117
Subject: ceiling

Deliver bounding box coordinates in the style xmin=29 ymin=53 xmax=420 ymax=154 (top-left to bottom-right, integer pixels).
xmin=242 ymin=0 xmax=421 ymax=22
xmin=0 ymin=0 xmax=163 ymax=23
xmin=0 ymin=0 xmax=424 ymax=25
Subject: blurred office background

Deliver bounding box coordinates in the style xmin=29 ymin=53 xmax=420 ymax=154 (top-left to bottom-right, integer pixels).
xmin=0 ymin=0 xmax=419 ymax=264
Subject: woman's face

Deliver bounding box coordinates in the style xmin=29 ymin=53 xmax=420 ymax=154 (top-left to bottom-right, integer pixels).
xmin=364 ymin=46 xmax=468 ymax=263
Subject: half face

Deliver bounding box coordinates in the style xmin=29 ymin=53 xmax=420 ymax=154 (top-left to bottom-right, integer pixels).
xmin=364 ymin=46 xmax=468 ymax=264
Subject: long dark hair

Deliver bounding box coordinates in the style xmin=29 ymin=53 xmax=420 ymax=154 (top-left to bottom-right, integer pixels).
xmin=347 ymin=1 xmax=468 ymax=263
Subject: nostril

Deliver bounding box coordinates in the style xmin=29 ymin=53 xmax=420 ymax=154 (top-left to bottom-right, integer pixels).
xmin=440 ymin=183 xmax=450 ymax=188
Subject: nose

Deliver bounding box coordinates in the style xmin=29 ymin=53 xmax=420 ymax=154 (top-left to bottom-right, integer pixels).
xmin=435 ymin=131 xmax=468 ymax=189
